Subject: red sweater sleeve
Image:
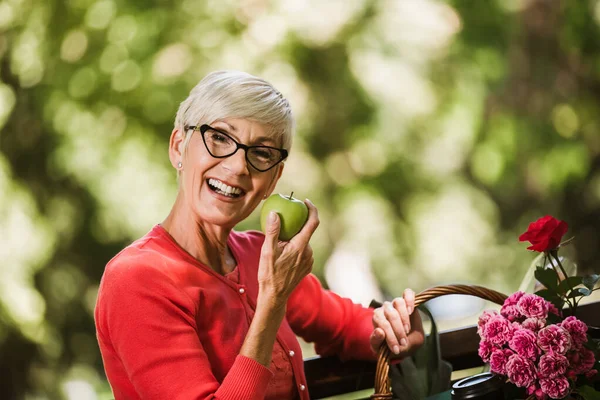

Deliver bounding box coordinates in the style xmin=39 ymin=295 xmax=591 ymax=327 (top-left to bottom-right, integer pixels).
xmin=95 ymin=259 xmax=273 ymax=400
xmin=285 ymin=274 xmax=376 ymax=361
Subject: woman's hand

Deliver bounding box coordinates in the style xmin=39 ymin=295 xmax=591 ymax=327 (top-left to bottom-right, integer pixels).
xmin=370 ymin=289 xmax=425 ymax=358
xmin=257 ymin=199 xmax=320 ymax=309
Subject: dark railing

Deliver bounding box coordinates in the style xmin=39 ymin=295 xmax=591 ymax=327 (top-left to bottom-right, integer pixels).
xmin=304 ymin=299 xmax=600 ymax=399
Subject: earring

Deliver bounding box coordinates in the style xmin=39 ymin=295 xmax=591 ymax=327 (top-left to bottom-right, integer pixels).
xmin=177 ymin=162 xmax=182 ymax=169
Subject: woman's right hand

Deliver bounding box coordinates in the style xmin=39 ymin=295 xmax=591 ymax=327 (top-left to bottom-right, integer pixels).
xmin=257 ymin=199 xmax=320 ymax=310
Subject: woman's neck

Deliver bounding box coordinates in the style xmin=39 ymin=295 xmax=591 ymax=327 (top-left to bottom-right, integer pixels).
xmin=161 ymin=197 xmax=236 ymax=274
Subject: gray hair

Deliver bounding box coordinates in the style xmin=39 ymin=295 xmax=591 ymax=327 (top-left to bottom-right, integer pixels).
xmin=174 ymin=70 xmax=294 ymax=155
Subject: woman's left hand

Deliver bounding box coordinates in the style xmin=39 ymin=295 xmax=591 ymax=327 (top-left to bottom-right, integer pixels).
xmin=369 ymin=289 xmax=425 ymax=358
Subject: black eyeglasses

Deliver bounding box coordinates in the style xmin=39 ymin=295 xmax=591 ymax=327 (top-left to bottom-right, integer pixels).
xmin=185 ymin=124 xmax=288 ymax=172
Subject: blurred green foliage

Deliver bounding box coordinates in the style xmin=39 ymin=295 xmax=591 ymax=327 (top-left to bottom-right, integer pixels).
xmin=1 ymin=0 xmax=600 ymax=398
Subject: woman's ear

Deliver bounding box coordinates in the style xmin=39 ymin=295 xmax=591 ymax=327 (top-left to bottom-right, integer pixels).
xmin=168 ymin=128 xmax=185 ymax=169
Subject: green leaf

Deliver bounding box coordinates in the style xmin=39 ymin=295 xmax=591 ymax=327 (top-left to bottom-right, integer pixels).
xmin=534 ymin=288 xmax=560 ymax=302
xmin=583 ymin=274 xmax=600 ymax=291
xmin=567 ymin=287 xmax=592 ymax=298
xmin=535 ymin=266 xmax=559 ymax=290
xmin=557 ymin=276 xmax=583 ymax=294
xmin=576 ymin=385 xmax=600 ymax=400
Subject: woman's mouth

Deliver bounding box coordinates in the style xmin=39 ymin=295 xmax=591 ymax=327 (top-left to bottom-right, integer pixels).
xmin=206 ymin=178 xmax=245 ymax=198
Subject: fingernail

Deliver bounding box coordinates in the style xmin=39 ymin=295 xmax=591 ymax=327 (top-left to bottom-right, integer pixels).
xmin=268 ymin=211 xmax=277 ymax=223
xmin=305 ymin=198 xmax=313 ymax=205
xmin=401 ymin=338 xmax=407 ymax=346
xmin=393 ymin=345 xmax=400 ymax=354
xmin=404 ymin=324 xmax=410 ymax=333
xmin=407 ymin=306 xmax=413 ymax=314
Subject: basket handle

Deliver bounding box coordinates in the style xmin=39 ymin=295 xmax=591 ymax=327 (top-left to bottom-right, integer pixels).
xmin=371 ymin=284 xmax=508 ymax=399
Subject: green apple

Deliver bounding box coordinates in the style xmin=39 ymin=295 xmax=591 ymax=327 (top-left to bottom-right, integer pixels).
xmin=260 ymin=192 xmax=309 ymax=241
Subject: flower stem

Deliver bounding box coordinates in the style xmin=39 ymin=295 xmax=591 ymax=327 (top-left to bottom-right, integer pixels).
xmin=549 ymin=251 xmax=577 ymax=315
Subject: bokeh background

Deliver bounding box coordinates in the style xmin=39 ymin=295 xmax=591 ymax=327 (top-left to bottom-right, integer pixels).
xmin=1 ymin=0 xmax=600 ymax=398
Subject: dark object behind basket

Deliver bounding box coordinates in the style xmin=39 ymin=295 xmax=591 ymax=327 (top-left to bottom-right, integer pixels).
xmin=451 ymin=372 xmax=504 ymax=400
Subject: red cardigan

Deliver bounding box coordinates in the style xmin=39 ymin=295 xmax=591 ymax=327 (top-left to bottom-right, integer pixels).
xmin=95 ymin=225 xmax=376 ymax=400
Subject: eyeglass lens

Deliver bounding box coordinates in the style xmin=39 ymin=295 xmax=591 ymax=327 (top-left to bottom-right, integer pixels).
xmin=203 ymin=128 xmax=282 ymax=170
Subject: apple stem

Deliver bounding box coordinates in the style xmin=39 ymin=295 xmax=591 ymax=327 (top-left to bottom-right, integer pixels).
xmin=289 ymin=192 xmax=294 ymax=200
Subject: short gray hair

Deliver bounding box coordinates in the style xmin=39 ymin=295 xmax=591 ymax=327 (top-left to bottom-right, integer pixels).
xmin=175 ymin=70 xmax=294 ymax=155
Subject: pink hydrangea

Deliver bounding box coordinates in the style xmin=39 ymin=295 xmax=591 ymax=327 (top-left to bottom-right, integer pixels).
xmin=517 ymin=293 xmax=549 ymax=319
xmin=490 ymin=348 xmax=514 ymax=375
xmin=506 ymin=354 xmax=537 ymax=388
xmin=539 ymin=376 xmax=570 ymax=399
xmin=500 ymin=304 xmax=521 ymax=322
xmin=504 ymin=291 xmax=526 ymax=306
xmin=522 ymin=317 xmax=546 ymax=333
xmin=539 ymin=353 xmax=568 ymax=378
xmin=560 ymin=316 xmax=588 ymax=350
xmin=526 ymin=383 xmax=545 ymax=400
xmin=538 ymin=325 xmax=571 ymax=354
xmin=567 ymin=348 xmax=596 ymax=375
xmin=477 ymin=310 xmax=498 ymax=338
xmin=484 ymin=315 xmax=514 ymax=345
xmin=477 ymin=340 xmax=494 ymax=362
xmin=547 ymin=303 xmax=561 ymax=317
xmin=509 ymin=328 xmax=539 ymax=360
xmin=501 ymin=292 xmax=526 ymax=322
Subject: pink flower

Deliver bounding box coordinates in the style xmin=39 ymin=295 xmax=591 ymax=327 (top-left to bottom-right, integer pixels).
xmin=506 ymin=354 xmax=537 ymax=388
xmin=490 ymin=348 xmax=514 ymax=375
xmin=585 ymin=369 xmax=598 ymax=379
xmin=538 ymin=325 xmax=571 ymax=354
xmin=509 ymin=328 xmax=539 ymax=360
xmin=484 ymin=315 xmax=513 ymax=345
xmin=517 ymin=294 xmax=549 ymax=319
xmin=567 ymin=348 xmax=596 ymax=374
xmin=539 ymin=376 xmax=570 ymax=399
xmin=527 ymin=383 xmax=546 ymax=400
xmin=539 ymin=353 xmax=568 ymax=378
xmin=522 ymin=317 xmax=546 ymax=333
xmin=547 ymin=303 xmax=561 ymax=317
xmin=504 ymin=291 xmax=526 ymax=306
xmin=477 ymin=310 xmax=498 ymax=338
xmin=501 ymin=305 xmax=521 ymax=321
xmin=560 ymin=316 xmax=588 ymax=350
xmin=501 ymin=291 xmax=525 ymax=321
xmin=478 ymin=340 xmax=494 ymax=362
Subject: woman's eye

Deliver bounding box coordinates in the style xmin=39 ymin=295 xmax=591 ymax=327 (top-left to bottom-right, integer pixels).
xmin=211 ymin=132 xmax=229 ymax=143
xmin=255 ymin=150 xmax=273 ymax=160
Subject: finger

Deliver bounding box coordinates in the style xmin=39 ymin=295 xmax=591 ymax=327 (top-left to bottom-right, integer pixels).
xmin=378 ymin=303 xmax=404 ymax=354
xmin=369 ymin=327 xmax=385 ymax=353
xmin=393 ymin=297 xmax=411 ymax=334
xmin=373 ymin=310 xmax=399 ymax=354
xmin=289 ymin=199 xmax=319 ymax=246
xmin=403 ymin=288 xmax=415 ymax=315
xmin=261 ymin=212 xmax=280 ymax=257
xmin=383 ymin=301 xmax=408 ymax=350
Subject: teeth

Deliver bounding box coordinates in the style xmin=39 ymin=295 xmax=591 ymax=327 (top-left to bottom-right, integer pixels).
xmin=208 ymin=179 xmax=242 ymax=195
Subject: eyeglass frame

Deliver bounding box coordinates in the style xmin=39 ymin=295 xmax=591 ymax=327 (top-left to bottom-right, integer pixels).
xmin=185 ymin=124 xmax=288 ymax=172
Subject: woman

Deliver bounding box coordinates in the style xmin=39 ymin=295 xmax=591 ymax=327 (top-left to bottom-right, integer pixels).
xmin=94 ymin=70 xmax=424 ymax=400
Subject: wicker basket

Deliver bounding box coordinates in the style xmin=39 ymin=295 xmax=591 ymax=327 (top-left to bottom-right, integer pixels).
xmin=370 ymin=284 xmax=508 ymax=400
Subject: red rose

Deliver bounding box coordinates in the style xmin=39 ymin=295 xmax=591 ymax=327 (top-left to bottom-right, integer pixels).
xmin=518 ymin=216 xmax=568 ymax=252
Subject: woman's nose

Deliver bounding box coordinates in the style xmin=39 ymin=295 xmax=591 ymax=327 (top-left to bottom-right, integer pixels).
xmin=221 ymin=148 xmax=250 ymax=174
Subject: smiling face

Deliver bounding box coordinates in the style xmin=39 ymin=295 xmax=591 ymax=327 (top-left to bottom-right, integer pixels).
xmin=169 ymin=118 xmax=284 ymax=229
